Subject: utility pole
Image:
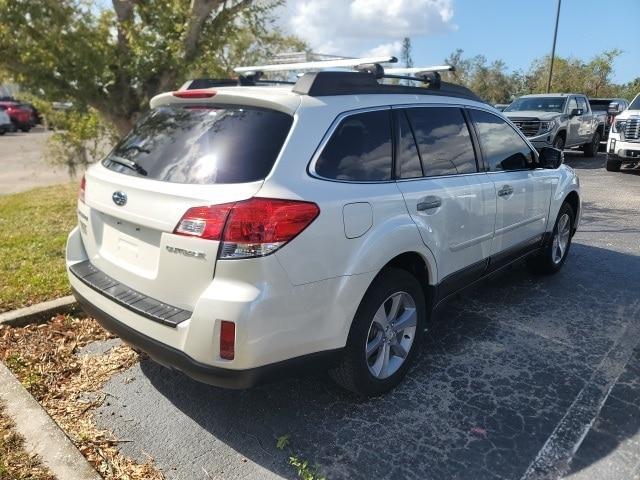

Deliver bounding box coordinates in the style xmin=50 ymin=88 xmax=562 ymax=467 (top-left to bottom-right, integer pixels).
xmin=546 ymin=0 xmax=562 ymax=93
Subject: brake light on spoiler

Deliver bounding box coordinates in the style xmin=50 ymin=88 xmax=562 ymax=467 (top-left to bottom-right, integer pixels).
xmin=174 ymin=198 xmax=320 ymax=259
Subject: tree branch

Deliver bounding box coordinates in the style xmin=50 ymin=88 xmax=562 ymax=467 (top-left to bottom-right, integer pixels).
xmin=182 ymin=0 xmax=253 ymax=63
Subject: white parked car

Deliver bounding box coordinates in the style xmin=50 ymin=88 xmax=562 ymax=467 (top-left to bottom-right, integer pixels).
xmin=67 ymin=58 xmax=581 ymax=396
xmin=606 ymin=92 xmax=640 ymax=171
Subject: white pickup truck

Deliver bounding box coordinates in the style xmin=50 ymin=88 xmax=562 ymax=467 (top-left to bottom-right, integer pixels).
xmin=504 ymin=93 xmax=605 ymax=157
xmin=606 ymin=92 xmax=640 ymax=171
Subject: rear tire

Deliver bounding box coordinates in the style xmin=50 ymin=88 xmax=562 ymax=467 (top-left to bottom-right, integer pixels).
xmin=528 ymin=202 xmax=574 ymax=275
xmin=329 ymin=268 xmax=426 ymax=396
xmin=583 ymin=132 xmax=600 ymax=157
xmin=606 ymin=158 xmax=622 ymax=172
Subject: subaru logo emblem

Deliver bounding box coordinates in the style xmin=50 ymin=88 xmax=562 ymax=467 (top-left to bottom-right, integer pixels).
xmin=112 ymin=191 xmax=127 ymax=206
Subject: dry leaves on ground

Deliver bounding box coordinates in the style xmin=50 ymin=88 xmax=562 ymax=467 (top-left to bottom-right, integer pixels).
xmin=0 ymin=314 xmax=164 ymax=479
xmin=0 ymin=402 xmax=55 ymax=480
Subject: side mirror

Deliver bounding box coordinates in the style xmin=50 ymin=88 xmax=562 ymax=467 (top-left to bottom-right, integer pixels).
xmin=570 ymin=108 xmax=583 ymax=117
xmin=538 ymin=147 xmax=564 ymax=169
xmin=608 ymin=102 xmax=623 ymax=114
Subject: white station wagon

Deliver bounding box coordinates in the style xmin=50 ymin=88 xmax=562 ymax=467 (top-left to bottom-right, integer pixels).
xmin=67 ymin=57 xmax=581 ymax=396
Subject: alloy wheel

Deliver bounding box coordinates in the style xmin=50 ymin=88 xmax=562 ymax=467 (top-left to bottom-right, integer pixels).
xmin=552 ymin=213 xmax=571 ymax=264
xmin=365 ymin=292 xmax=417 ymax=379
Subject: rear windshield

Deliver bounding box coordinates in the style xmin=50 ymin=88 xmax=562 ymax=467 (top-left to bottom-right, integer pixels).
xmin=102 ymin=105 xmax=293 ymax=184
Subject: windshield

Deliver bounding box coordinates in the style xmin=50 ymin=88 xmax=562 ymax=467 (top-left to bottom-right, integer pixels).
xmin=505 ymin=97 xmax=566 ymax=113
xmin=102 ymin=105 xmax=293 ymax=184
xmin=630 ymin=94 xmax=640 ymax=110
xmin=589 ymin=100 xmax=612 ymax=111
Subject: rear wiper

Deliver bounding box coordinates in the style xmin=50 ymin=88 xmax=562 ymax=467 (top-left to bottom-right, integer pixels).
xmin=108 ymin=156 xmax=148 ymax=176
xmin=120 ymin=144 xmax=151 ymax=154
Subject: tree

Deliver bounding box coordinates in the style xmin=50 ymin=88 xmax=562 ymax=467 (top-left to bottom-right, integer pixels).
xmin=0 ymin=0 xmax=303 ymax=135
xmin=401 ymin=37 xmax=413 ymax=68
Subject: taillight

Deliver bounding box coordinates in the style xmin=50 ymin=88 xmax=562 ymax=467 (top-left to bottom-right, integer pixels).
xmin=172 ymin=90 xmax=216 ymax=99
xmin=174 ymin=203 xmax=234 ymax=239
xmin=79 ymin=175 xmax=86 ymax=203
xmin=220 ymin=321 xmax=235 ymax=360
xmin=173 ymin=198 xmax=320 ymax=259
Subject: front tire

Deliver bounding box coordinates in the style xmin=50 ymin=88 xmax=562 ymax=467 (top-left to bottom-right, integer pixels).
xmin=528 ymin=202 xmax=574 ymax=275
xmin=553 ymin=135 xmax=565 ymax=151
xmin=606 ymin=157 xmax=622 ymax=172
xmin=329 ymin=268 xmax=426 ymax=396
xmin=584 ymin=131 xmax=600 ymax=157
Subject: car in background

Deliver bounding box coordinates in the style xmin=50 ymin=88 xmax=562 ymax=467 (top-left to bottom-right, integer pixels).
xmin=606 ymin=93 xmax=640 ymax=172
xmin=0 ymin=109 xmax=11 ymax=135
xmin=504 ymin=93 xmax=605 ymax=156
xmin=0 ymin=101 xmax=32 ymax=132
xmin=589 ymin=97 xmax=629 ymax=142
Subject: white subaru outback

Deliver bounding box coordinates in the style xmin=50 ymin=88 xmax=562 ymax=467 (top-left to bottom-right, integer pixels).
xmin=67 ymin=59 xmax=581 ymax=396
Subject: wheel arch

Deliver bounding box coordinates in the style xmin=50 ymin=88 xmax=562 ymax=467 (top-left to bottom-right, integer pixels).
xmin=563 ymin=190 xmax=580 ymax=232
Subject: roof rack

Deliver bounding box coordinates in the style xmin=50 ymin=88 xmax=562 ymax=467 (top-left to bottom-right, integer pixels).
xmin=180 ymin=58 xmax=480 ymax=102
xmin=233 ymin=56 xmax=398 ymax=75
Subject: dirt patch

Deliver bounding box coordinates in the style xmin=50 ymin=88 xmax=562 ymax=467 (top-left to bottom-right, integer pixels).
xmin=0 ymin=314 xmax=163 ymax=479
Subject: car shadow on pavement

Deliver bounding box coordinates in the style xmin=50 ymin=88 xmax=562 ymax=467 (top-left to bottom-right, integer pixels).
xmin=97 ymin=243 xmax=640 ymax=480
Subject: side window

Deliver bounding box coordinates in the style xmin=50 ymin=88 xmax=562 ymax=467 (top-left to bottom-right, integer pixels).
xmin=577 ymin=96 xmax=588 ymax=112
xmin=469 ymin=109 xmax=535 ymax=172
xmin=315 ymin=110 xmax=392 ymax=181
xmin=567 ymin=97 xmax=578 ymax=113
xmin=405 ymin=107 xmax=477 ymax=176
xmin=396 ymin=111 xmax=423 ymax=178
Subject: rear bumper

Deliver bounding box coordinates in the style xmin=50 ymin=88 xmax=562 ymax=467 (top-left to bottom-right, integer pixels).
xmin=72 ymin=286 xmax=342 ymax=389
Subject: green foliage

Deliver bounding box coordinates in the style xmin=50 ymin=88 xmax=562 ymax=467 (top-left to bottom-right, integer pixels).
xmin=275 ymin=435 xmax=325 ymax=480
xmin=401 ymin=37 xmax=413 ymax=68
xmin=276 ymin=434 xmax=291 ymax=450
xmin=48 ymin=108 xmax=117 ymax=175
xmin=443 ymin=48 xmax=636 ymax=103
xmin=0 ymin=0 xmax=304 ymax=135
xmin=288 ymin=456 xmax=326 ymax=480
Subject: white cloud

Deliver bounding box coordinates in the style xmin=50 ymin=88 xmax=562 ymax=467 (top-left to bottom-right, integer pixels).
xmin=281 ymin=0 xmax=455 ymax=57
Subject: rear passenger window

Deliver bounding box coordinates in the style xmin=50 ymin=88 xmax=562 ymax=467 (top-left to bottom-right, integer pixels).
xmin=315 ymin=110 xmax=392 ymax=181
xmin=469 ymin=109 xmax=535 ymax=172
xmin=396 ymin=111 xmax=423 ymax=178
xmin=405 ymin=107 xmax=477 ymax=176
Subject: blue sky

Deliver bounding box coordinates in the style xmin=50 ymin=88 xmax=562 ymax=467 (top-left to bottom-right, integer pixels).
xmin=413 ymin=0 xmax=639 ymax=83
xmin=282 ymin=0 xmax=639 ymax=84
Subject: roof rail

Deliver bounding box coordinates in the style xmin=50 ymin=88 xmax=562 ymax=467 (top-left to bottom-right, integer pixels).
xmin=233 ymin=56 xmax=397 ymax=74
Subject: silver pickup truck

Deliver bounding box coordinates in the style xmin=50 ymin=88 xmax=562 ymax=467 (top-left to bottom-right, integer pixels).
xmin=504 ymin=93 xmax=606 ymax=156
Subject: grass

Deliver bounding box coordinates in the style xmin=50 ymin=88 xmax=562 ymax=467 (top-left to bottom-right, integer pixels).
xmin=0 ymin=403 xmax=55 ymax=480
xmin=0 ymin=183 xmax=77 ymax=313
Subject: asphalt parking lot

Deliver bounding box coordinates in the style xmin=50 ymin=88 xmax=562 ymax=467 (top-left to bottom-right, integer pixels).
xmin=0 ymin=128 xmax=73 ymax=194
xmin=92 ymin=152 xmax=640 ymax=480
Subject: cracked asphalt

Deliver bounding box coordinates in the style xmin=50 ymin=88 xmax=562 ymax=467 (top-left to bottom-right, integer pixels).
xmin=92 ymin=152 xmax=640 ymax=480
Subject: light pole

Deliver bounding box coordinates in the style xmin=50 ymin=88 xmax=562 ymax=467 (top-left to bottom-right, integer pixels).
xmin=546 ymin=0 xmax=562 ymax=93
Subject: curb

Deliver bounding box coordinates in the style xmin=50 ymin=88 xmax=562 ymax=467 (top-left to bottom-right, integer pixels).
xmin=0 ymin=296 xmax=78 ymax=327
xmin=0 ymin=362 xmax=101 ymax=480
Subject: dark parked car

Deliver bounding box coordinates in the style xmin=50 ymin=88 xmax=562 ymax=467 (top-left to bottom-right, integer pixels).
xmin=588 ymin=97 xmax=629 ymax=141
xmin=0 ymin=101 xmax=32 ymax=132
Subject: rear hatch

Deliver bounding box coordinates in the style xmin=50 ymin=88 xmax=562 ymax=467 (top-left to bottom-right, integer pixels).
xmin=78 ymin=102 xmax=294 ymax=310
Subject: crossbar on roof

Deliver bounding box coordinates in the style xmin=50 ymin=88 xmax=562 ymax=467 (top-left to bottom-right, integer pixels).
xmin=234 ymin=56 xmax=397 ymax=74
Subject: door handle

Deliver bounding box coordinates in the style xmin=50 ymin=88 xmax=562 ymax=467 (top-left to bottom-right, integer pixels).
xmin=417 ymin=196 xmax=442 ymax=211
xmin=498 ymin=185 xmax=514 ymax=197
